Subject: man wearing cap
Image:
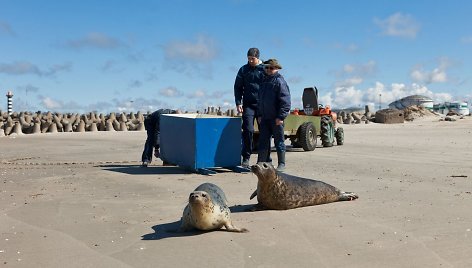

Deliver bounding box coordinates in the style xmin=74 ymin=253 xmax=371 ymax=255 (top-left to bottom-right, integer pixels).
xmin=257 ymin=58 xmax=291 ymax=171
xmin=234 ymin=47 xmax=265 ymax=168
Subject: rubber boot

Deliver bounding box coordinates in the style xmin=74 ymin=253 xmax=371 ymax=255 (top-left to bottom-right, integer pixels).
xmin=276 ymin=151 xmax=286 ymax=172
xmin=266 ymin=148 xmax=273 ymax=164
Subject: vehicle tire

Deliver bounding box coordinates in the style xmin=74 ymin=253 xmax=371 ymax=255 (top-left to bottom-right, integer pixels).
xmin=335 ymin=127 xmax=344 ymax=145
xmin=321 ymin=115 xmax=335 ymax=147
xmin=298 ymin=122 xmax=317 ymax=151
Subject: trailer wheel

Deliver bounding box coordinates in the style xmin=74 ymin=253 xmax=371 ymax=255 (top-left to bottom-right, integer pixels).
xmin=321 ymin=116 xmax=335 ymax=147
xmin=335 ymin=127 xmax=344 ymax=145
xmin=298 ymin=122 xmax=317 ymax=151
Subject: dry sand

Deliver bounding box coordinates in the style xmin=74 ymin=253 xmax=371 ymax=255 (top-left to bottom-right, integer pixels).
xmin=1 ymin=116 xmax=471 ymax=267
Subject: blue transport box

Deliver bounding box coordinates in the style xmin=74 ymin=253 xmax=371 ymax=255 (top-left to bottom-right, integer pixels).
xmin=160 ymin=114 xmax=241 ymax=172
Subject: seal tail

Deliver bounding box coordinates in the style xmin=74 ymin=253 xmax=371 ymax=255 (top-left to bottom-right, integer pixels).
xmin=339 ymin=192 xmax=359 ymax=201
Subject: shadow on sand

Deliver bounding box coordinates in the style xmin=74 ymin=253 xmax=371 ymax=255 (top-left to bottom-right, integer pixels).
xmin=141 ymin=204 xmax=256 ymax=240
xmin=98 ymin=164 xmax=193 ymax=175
xmin=99 ymin=164 xmax=251 ymax=176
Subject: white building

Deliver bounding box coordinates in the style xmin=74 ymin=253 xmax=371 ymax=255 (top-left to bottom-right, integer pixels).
xmin=388 ymin=95 xmax=434 ymax=110
xmin=433 ymin=101 xmax=470 ymax=115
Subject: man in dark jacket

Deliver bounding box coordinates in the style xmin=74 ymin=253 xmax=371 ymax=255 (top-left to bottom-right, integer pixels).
xmin=141 ymin=108 xmax=180 ymax=167
xmin=257 ymin=58 xmax=291 ymax=171
xmin=234 ymin=47 xmax=265 ymax=168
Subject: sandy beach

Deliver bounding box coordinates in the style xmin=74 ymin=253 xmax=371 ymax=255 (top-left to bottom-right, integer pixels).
xmin=1 ymin=116 xmax=471 ymax=268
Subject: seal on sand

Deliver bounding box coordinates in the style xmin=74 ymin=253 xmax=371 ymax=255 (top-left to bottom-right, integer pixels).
xmin=179 ymin=183 xmax=248 ymax=232
xmin=250 ymin=162 xmax=358 ymax=210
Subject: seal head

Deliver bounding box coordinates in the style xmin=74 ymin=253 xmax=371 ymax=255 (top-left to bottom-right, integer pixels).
xmin=179 ymin=183 xmax=248 ymax=232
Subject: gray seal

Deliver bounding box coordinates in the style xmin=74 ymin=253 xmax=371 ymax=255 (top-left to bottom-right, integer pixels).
xmin=250 ymin=162 xmax=358 ymax=210
xmin=179 ymin=183 xmax=248 ymax=232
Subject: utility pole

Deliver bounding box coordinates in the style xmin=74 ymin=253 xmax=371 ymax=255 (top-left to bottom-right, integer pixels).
xmin=378 ymin=93 xmax=382 ymax=110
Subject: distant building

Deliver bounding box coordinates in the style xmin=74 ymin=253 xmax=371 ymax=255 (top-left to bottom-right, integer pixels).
xmin=388 ymin=95 xmax=434 ymax=110
xmin=433 ymin=101 xmax=470 ymax=115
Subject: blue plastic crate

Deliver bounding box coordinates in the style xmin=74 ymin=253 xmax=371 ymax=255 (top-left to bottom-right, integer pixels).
xmin=160 ymin=114 xmax=241 ymax=172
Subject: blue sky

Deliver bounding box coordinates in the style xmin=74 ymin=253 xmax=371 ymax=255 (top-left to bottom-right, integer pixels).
xmin=1 ymin=0 xmax=471 ymax=113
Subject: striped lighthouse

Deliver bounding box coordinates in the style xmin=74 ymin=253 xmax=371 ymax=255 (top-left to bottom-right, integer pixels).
xmin=6 ymin=91 xmax=13 ymax=115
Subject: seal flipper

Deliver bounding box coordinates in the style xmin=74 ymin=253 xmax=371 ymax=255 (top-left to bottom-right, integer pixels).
xmin=338 ymin=192 xmax=359 ymax=201
xmin=224 ymin=222 xmax=249 ymax=233
xmin=250 ymin=189 xmax=257 ymax=200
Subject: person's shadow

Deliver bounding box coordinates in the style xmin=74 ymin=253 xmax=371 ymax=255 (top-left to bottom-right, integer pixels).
xmin=141 ymin=204 xmax=255 ymax=240
xmin=99 ymin=164 xmax=192 ymax=175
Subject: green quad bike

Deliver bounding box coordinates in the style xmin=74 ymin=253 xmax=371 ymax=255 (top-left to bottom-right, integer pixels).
xmin=253 ymin=87 xmax=344 ymax=151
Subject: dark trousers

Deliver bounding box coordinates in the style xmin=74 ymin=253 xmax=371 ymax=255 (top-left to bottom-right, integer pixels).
xmin=141 ymin=116 xmax=159 ymax=162
xmin=241 ymin=106 xmax=257 ymax=161
xmin=257 ymin=119 xmax=285 ymax=161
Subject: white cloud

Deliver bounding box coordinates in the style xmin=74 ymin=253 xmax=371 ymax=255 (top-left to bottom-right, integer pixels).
xmin=461 ymin=36 xmax=472 ymax=44
xmin=65 ymin=32 xmax=124 ymax=50
xmin=339 ymin=61 xmax=377 ymax=78
xmin=128 ymin=80 xmax=142 ymax=88
xmin=410 ymin=58 xmax=452 ymax=84
xmin=333 ymin=86 xmax=365 ymax=107
xmin=44 ymin=62 xmax=72 ymax=76
xmin=164 ymin=34 xmax=218 ymax=62
xmin=334 ymin=42 xmax=360 ymax=53
xmin=0 ymin=61 xmax=41 ymax=75
xmin=41 ymin=97 xmax=63 ymax=110
xmin=374 ymin=12 xmax=420 ymax=38
xmin=320 ymin=82 xmax=453 ymax=110
xmin=287 ymin=76 xmax=303 ymax=84
xmin=335 ymin=77 xmax=363 ymax=88
xmin=101 ymin=60 xmax=125 ymax=73
xmin=208 ymin=90 xmax=229 ymax=99
xmin=159 ymin=86 xmax=184 ymax=97
xmin=16 ymin=84 xmax=40 ymax=94
xmin=187 ymin=89 xmax=206 ymax=99
xmin=0 ymin=61 xmax=71 ymax=76
xmin=162 ymin=34 xmax=218 ymax=79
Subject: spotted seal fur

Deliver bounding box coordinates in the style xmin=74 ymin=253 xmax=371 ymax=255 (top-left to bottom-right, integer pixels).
xmin=250 ymin=162 xmax=358 ymax=210
xmin=179 ymin=183 xmax=248 ymax=232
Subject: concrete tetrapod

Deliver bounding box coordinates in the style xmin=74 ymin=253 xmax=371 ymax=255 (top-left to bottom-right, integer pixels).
xmin=11 ymin=122 xmax=24 ymax=135
xmin=89 ymin=122 xmax=98 ymax=132
xmin=136 ymin=122 xmax=145 ymax=131
xmin=76 ymin=120 xmax=86 ymax=132
xmin=105 ymin=120 xmax=115 ymax=132
xmin=119 ymin=121 xmax=128 ymax=131
xmin=0 ymin=122 xmax=5 ymax=137
xmin=32 ymin=122 xmax=41 ymax=134
xmin=47 ymin=122 xmax=58 ymax=133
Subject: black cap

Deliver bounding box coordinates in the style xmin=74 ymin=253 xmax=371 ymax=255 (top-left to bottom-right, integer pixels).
xmin=247 ymin=47 xmax=260 ymax=58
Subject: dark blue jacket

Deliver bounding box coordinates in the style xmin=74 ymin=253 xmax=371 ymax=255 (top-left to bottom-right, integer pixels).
xmin=257 ymin=72 xmax=291 ymax=120
xmin=145 ymin=109 xmax=175 ymax=131
xmin=234 ymin=63 xmax=265 ymax=109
